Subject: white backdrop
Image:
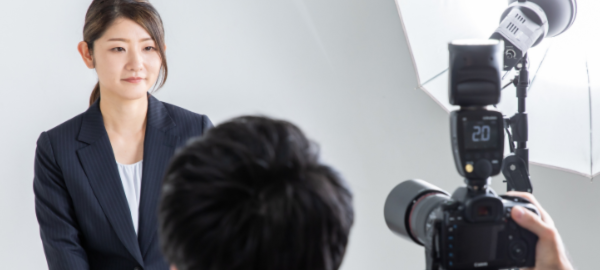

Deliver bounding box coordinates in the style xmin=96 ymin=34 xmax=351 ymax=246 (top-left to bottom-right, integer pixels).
xmin=0 ymin=1 xmax=598 ymax=269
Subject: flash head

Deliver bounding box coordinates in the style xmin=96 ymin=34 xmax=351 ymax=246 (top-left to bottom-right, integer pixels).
xmin=492 ymin=0 xmax=577 ymax=70
xmin=448 ymin=39 xmax=503 ymax=107
xmin=508 ymin=0 xmax=577 ymax=37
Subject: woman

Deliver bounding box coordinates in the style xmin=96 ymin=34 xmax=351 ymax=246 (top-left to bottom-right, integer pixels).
xmin=33 ymin=1 xmax=211 ymax=269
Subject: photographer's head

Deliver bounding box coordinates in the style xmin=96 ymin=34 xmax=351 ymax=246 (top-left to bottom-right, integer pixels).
xmin=159 ymin=116 xmax=354 ymax=270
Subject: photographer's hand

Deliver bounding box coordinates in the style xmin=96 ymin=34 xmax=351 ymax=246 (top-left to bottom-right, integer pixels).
xmin=507 ymin=191 xmax=573 ymax=270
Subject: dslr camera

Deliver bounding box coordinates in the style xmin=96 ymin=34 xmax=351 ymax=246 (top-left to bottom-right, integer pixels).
xmin=384 ymin=40 xmax=539 ymax=270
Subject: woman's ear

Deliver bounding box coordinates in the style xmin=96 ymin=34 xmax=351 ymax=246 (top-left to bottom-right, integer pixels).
xmin=77 ymin=41 xmax=95 ymax=69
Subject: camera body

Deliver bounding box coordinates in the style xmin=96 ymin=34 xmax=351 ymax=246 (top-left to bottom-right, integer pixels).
xmin=384 ymin=39 xmax=539 ymax=270
xmin=386 ymin=179 xmax=540 ymax=270
xmin=438 ymin=192 xmax=538 ymax=269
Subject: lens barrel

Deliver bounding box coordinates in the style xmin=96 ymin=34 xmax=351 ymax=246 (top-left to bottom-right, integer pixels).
xmin=384 ymin=179 xmax=450 ymax=245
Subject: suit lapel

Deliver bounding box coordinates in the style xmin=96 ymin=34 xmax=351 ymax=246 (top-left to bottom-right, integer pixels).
xmin=138 ymin=96 xmax=179 ymax=258
xmin=76 ymin=100 xmax=144 ymax=266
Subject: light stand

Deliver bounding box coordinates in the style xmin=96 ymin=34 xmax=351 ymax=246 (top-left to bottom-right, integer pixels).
xmin=502 ymin=55 xmax=534 ymax=193
xmin=491 ymin=0 xmax=576 ymax=193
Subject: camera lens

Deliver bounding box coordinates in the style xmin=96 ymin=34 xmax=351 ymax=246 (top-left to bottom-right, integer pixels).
xmin=509 ymin=241 xmax=528 ymax=261
xmin=384 ymin=179 xmax=450 ymax=245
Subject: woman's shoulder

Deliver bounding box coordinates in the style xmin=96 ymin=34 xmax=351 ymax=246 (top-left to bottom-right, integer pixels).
xmin=161 ymin=101 xmax=207 ymax=120
xmin=160 ymin=101 xmax=211 ymax=126
xmin=161 ymin=101 xmax=213 ymax=142
xmin=43 ymin=112 xmax=86 ymax=140
xmin=35 ymin=112 xmax=87 ymax=157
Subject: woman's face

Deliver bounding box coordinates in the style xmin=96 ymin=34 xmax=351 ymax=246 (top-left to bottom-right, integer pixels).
xmin=84 ymin=18 xmax=163 ymax=101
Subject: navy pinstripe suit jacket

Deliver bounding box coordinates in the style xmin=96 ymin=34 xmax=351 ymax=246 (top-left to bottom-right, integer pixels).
xmin=34 ymin=95 xmax=212 ymax=270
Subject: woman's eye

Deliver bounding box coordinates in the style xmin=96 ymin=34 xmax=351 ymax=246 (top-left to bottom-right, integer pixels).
xmin=144 ymin=46 xmax=156 ymax=51
xmin=112 ymin=47 xmax=125 ymax=52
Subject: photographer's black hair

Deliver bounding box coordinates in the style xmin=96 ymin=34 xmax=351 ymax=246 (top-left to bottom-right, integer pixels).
xmin=158 ymin=116 xmax=354 ymax=270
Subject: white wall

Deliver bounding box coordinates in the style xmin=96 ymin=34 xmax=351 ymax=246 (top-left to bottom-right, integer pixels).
xmin=0 ymin=0 xmax=597 ymax=269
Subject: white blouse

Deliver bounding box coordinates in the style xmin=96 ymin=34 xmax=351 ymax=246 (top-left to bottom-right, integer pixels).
xmin=117 ymin=160 xmax=143 ymax=235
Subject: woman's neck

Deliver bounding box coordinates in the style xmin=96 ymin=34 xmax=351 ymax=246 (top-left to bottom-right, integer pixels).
xmin=99 ymin=92 xmax=148 ymax=135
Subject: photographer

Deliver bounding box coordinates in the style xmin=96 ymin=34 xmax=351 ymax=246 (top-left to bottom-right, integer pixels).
xmin=508 ymin=191 xmax=574 ymax=270
xmin=157 ymin=115 xmax=571 ymax=270
xmin=158 ymin=116 xmax=353 ymax=270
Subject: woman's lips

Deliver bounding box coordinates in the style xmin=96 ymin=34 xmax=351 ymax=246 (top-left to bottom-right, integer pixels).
xmin=123 ymin=77 xmax=143 ymax=83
